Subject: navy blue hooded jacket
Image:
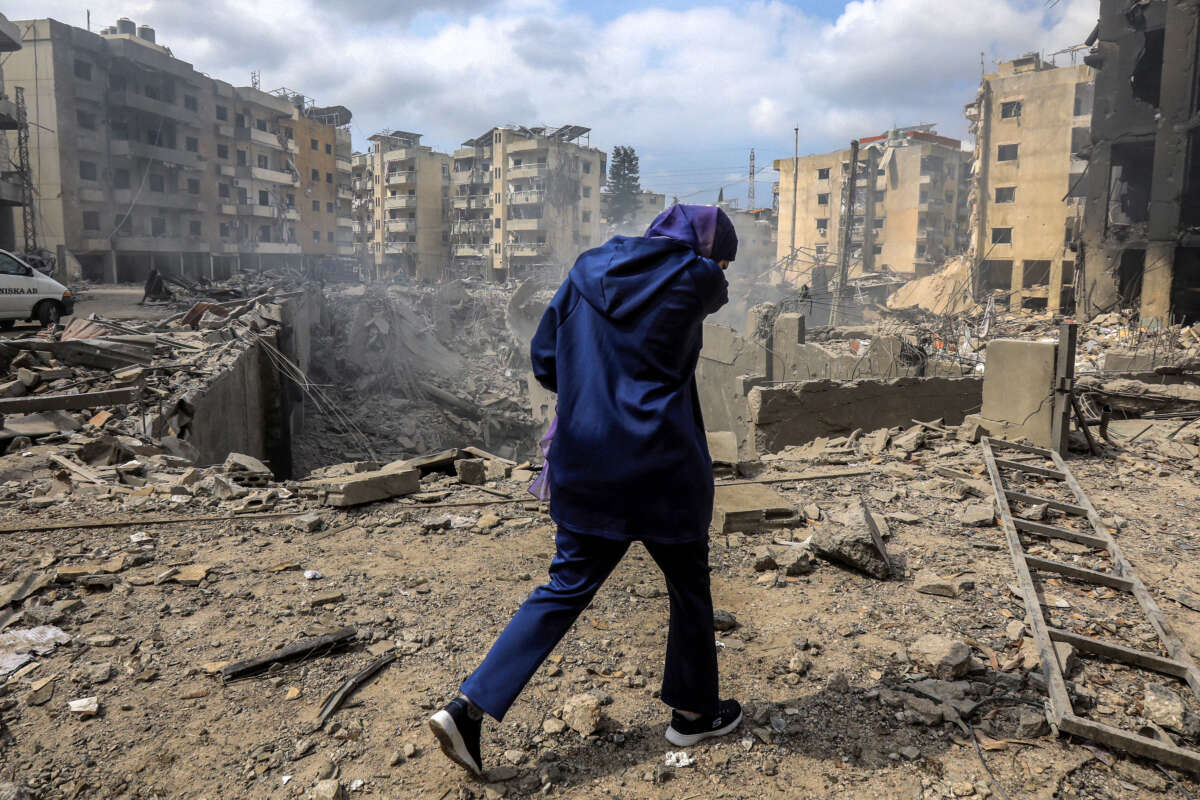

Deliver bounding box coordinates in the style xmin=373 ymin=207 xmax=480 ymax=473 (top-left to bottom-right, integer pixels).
xmin=530 ymin=232 xmax=730 ymax=543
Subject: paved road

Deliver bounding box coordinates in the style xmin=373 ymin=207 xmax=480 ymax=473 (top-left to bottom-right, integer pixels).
xmin=1 ymin=284 xmax=172 ymax=338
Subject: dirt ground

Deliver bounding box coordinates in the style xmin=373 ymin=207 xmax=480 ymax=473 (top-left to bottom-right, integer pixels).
xmin=2 ymin=426 xmax=1199 ymax=799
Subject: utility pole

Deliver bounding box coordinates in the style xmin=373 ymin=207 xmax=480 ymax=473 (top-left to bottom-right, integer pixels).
xmin=789 ymin=127 xmax=798 ymax=270
xmin=830 ymin=139 xmax=860 ymax=329
xmin=747 ymin=148 xmax=756 ymax=209
xmin=15 ymin=87 xmax=36 ymax=254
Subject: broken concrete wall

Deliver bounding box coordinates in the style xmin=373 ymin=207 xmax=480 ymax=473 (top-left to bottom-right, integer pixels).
xmin=696 ymin=323 xmax=769 ymax=457
xmin=970 ymin=339 xmax=1058 ymax=448
xmin=748 ymin=377 xmax=983 ymax=455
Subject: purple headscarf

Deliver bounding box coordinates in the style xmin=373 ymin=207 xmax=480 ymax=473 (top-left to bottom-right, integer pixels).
xmin=645 ymin=204 xmax=738 ymax=263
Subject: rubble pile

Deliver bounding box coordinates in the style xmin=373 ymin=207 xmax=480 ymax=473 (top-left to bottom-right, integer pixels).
xmin=293 ymin=281 xmax=543 ymax=474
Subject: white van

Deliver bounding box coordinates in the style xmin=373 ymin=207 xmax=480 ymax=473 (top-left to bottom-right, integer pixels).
xmin=0 ymin=248 xmax=74 ymax=329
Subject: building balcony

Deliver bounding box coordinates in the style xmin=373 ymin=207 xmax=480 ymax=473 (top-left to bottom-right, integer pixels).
xmin=507 ymin=218 xmax=544 ymax=231
xmin=0 ymin=99 xmax=18 ymax=130
xmin=386 ymin=218 xmax=416 ymax=232
xmin=110 ymin=140 xmax=203 ymax=169
xmin=452 ymin=195 xmax=490 ymax=210
xmin=218 ymin=202 xmax=238 ymax=216
xmin=507 ymin=139 xmax=543 ymax=153
xmin=453 ymin=169 xmax=489 ymax=186
xmin=337 ymin=216 xmax=354 ymax=228
xmin=384 ymin=195 xmax=418 ymax=209
xmin=244 ymin=241 xmax=302 ymax=255
xmin=335 ymin=157 xmax=352 ymax=173
xmin=453 ymin=147 xmax=477 ymax=159
xmin=106 ymin=90 xmax=203 ymax=127
xmin=214 ymin=122 xmax=234 ymax=139
xmin=384 ymin=241 xmax=416 ymax=254
xmin=234 ymin=127 xmax=287 ymax=150
xmin=337 ymin=244 xmax=357 ymax=256
xmin=235 ymin=165 xmax=298 ymax=185
xmin=386 ymin=170 xmax=417 ymax=186
xmin=0 ymin=177 xmax=22 ymax=206
xmin=337 ymin=185 xmax=353 ymax=200
xmin=284 ymin=208 xmax=300 ymax=221
xmin=113 ymin=188 xmax=203 ymax=210
xmin=73 ymin=81 xmax=106 ymax=105
xmin=218 ymin=164 xmax=236 ymax=177
xmin=451 ymin=220 xmax=490 ymax=235
xmin=507 ymin=189 xmax=545 ymax=205
xmin=112 ymin=234 xmax=208 ymax=253
xmin=505 ymin=242 xmax=549 ymax=257
xmin=236 ymin=203 xmax=282 ymax=218
xmin=508 ymin=164 xmax=548 ymax=180
xmin=454 ymin=244 xmax=488 ymax=258
xmin=79 ymin=187 xmax=106 ymax=203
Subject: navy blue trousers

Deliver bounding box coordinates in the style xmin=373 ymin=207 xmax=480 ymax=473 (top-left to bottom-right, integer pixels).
xmin=460 ymin=526 xmax=720 ymax=721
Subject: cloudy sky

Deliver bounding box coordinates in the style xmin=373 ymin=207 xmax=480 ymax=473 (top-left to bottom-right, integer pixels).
xmin=11 ymin=0 xmax=1098 ymax=203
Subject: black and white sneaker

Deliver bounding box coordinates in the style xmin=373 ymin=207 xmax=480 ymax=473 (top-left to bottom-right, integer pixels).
xmin=429 ymin=697 xmax=484 ymax=777
xmin=665 ymin=698 xmax=743 ymax=747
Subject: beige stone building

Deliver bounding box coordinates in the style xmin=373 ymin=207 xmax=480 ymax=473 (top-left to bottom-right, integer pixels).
xmin=350 ymin=151 xmax=372 ymax=269
xmin=451 ymin=125 xmax=605 ymax=281
xmin=773 ymin=126 xmax=970 ymax=287
xmin=0 ymin=14 xmax=24 ymax=252
xmin=966 ymin=54 xmax=1092 ymax=312
xmin=5 ymin=17 xmax=351 ymax=281
xmin=362 ymin=130 xmax=449 ymax=281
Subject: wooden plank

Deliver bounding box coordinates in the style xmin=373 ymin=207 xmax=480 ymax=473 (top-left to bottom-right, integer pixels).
xmin=1049 ymin=448 xmax=1200 ymax=699
xmin=1047 ymin=628 xmax=1188 ymax=678
xmin=48 ymin=454 xmax=105 ymax=485
xmin=1059 ymin=714 xmax=1200 ymax=775
xmin=982 ymin=440 xmax=1073 ymax=719
xmin=993 ymin=458 xmax=1065 ymax=480
xmin=1004 ymin=490 xmax=1087 ymax=516
xmin=0 ymin=387 xmax=138 ymax=414
xmin=1013 ymin=519 xmax=1108 ymax=549
xmin=220 ymin=627 xmax=357 ymax=681
xmin=983 ymin=437 xmax=1054 ymax=456
xmin=1025 ymin=555 xmax=1133 ymax=591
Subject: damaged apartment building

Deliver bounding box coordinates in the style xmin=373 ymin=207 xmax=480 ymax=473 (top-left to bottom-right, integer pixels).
xmin=450 ymin=125 xmax=606 ymax=281
xmin=360 ymin=130 xmax=450 ymax=282
xmin=966 ymin=53 xmax=1094 ymax=314
xmin=5 ymin=17 xmax=353 ymax=283
xmin=1079 ymin=0 xmax=1200 ymax=325
xmin=773 ymin=125 xmax=970 ymax=292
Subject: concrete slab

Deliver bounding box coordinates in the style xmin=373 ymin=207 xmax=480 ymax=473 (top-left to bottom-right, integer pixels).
xmin=706 ymin=431 xmax=738 ymax=466
xmin=713 ymin=483 xmax=799 ymax=533
xmin=304 ymin=467 xmax=420 ymax=507
xmin=979 ymin=340 xmax=1057 ymax=448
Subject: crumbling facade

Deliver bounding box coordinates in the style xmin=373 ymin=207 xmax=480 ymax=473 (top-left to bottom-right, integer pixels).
xmin=1080 ymin=0 xmax=1199 ymax=325
xmin=4 ymin=17 xmax=352 ymax=282
xmin=451 ymin=125 xmax=605 ymax=281
xmin=0 ymin=14 xmax=23 ymax=253
xmin=363 ymin=130 xmax=450 ymax=282
xmin=966 ymin=54 xmax=1093 ymax=313
xmin=773 ymin=126 xmax=969 ymax=287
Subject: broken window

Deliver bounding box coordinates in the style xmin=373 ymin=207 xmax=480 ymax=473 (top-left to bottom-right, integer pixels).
xmin=82 ymin=210 xmax=99 ymax=231
xmin=1000 ymin=101 xmax=1022 ymax=119
xmin=1073 ymin=82 xmax=1094 ymax=117
xmin=257 ymin=155 xmax=268 ymax=169
xmin=1131 ymin=28 xmax=1165 ymax=107
xmin=920 ymin=155 xmax=944 ymax=175
xmin=216 ymin=105 xmax=228 ymax=121
xmin=1171 ymin=248 xmax=1200 ymax=324
xmin=817 ymin=167 xmax=830 ymax=180
xmin=815 ymin=244 xmax=828 ymax=256
xmin=991 ymin=227 xmax=1013 ymax=244
xmin=816 ymin=218 xmax=829 ymax=234
xmin=1108 ymin=141 xmax=1154 ymax=226
xmin=255 ymin=119 xmax=267 ymax=132
xmin=980 ymin=259 xmax=1013 ymax=292
xmin=258 ymin=190 xmax=269 ymax=206
xmin=1118 ymin=248 xmax=1145 ymax=307
xmin=287 ymin=193 xmax=295 ymax=208
xmin=325 ymin=143 xmax=332 ymax=155
xmin=817 ymin=193 xmax=829 ymax=206
xmin=1022 ymin=260 xmax=1051 ymax=288
xmin=78 ymin=161 xmax=97 ymax=181
xmin=997 ymin=144 xmax=1019 ymax=162
xmin=995 ymin=186 xmax=1016 ymax=203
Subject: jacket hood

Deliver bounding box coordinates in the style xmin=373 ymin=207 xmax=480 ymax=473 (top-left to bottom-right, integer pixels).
xmin=569 ymin=235 xmax=705 ymax=321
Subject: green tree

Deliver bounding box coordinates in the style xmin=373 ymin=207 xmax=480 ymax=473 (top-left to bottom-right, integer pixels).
xmin=605 ymin=145 xmax=641 ymax=226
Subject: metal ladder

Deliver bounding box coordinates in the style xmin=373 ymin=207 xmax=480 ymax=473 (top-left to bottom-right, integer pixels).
xmin=981 ymin=436 xmax=1200 ymax=773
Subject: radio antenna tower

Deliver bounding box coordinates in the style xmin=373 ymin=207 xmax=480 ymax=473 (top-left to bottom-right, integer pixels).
xmin=748 ymin=148 xmax=756 ymax=209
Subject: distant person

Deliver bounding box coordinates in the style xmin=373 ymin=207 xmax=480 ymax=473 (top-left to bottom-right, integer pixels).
xmin=140 ymin=267 xmax=172 ymax=304
xmin=430 ymin=204 xmax=741 ymax=775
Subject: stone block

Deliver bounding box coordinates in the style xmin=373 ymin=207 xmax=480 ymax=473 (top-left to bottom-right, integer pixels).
xmin=713 ymin=483 xmax=798 ymax=533
xmin=455 ymin=458 xmax=487 ymax=485
xmin=979 ymin=340 xmax=1057 ymax=448
xmin=306 ymin=467 xmax=420 ymax=507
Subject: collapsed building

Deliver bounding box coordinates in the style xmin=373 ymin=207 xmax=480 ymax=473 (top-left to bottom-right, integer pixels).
xmin=1079 ymin=0 xmax=1200 ymax=325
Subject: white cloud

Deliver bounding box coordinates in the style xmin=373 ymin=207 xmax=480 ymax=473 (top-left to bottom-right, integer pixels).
xmin=7 ymin=0 xmax=1098 ymax=199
